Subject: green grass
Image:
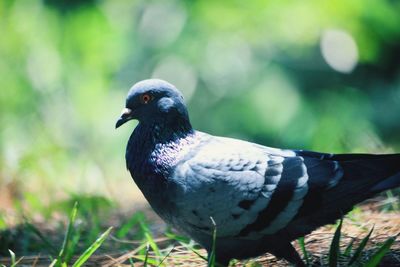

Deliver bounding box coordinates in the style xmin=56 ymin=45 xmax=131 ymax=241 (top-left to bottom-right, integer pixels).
xmin=208 ymin=216 xmax=217 ymax=267
xmin=348 ymin=226 xmax=375 ymax=265
xmin=328 ymin=217 xmax=343 ymax=267
xmin=0 ymin=195 xmax=398 ymax=266
xmin=297 ymin=218 xmax=397 ymax=267
xmin=363 ymin=236 xmax=397 ymax=267
xmin=298 ymin=237 xmax=310 ymax=265
xmin=72 ymin=226 xmax=113 ymax=267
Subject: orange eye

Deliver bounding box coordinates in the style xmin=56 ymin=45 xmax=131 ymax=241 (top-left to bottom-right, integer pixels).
xmin=141 ymin=94 xmax=152 ymax=104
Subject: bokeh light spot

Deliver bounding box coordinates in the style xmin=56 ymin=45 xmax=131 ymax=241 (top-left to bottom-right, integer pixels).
xmin=26 ymin=46 xmax=61 ymax=92
xmin=252 ymin=70 xmax=301 ymax=131
xmin=202 ymin=36 xmax=254 ymax=97
xmin=138 ymin=2 xmax=186 ymax=47
xmin=152 ymin=56 xmax=197 ymax=102
xmin=321 ymin=29 xmax=358 ymax=73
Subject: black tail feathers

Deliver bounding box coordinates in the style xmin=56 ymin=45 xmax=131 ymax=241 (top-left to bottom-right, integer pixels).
xmin=298 ymin=150 xmax=400 ymax=194
xmin=334 ymin=153 xmax=400 ymax=194
xmin=370 ymin=173 xmax=400 ymax=193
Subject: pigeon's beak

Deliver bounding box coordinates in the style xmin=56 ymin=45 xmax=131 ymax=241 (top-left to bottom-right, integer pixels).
xmin=115 ymin=108 xmax=133 ymax=129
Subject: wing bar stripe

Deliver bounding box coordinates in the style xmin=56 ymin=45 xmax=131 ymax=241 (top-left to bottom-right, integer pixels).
xmin=238 ymin=157 xmax=302 ymax=236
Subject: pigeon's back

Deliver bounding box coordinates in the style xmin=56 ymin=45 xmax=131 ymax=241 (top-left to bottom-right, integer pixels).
xmin=165 ymin=133 xmax=400 ymax=262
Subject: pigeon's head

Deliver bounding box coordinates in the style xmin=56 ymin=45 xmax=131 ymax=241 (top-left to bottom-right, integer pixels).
xmin=115 ymin=79 xmax=190 ymax=129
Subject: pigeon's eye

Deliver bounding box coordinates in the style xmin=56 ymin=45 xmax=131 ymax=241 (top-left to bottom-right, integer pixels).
xmin=140 ymin=94 xmax=153 ymax=104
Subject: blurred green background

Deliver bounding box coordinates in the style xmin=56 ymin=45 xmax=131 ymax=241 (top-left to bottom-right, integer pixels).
xmin=1 ymin=0 xmax=400 ymax=212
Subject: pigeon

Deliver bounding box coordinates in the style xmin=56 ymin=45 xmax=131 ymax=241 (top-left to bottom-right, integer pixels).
xmin=116 ymin=79 xmax=400 ymax=266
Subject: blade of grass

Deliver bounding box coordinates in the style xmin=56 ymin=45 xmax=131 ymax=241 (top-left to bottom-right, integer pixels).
xmin=86 ymin=223 xmax=102 ymax=247
xmin=157 ymin=244 xmax=175 ymax=267
xmin=7 ymin=250 xmax=24 ymax=267
xmin=329 ymin=218 xmax=343 ymax=267
xmin=128 ymin=257 xmax=135 ymax=267
xmin=363 ymin=236 xmax=396 ymax=267
xmin=165 ymin=229 xmax=191 ymax=244
xmin=343 ymin=238 xmax=354 ymax=257
xmin=144 ymin=231 xmax=162 ymax=258
xmin=72 ymin=226 xmax=113 ymax=267
xmin=348 ymin=226 xmax=374 ymax=265
xmin=298 ymin=237 xmax=310 ymax=266
xmin=65 ymin=230 xmax=81 ymax=263
xmin=178 ymin=241 xmax=207 ymax=261
xmin=56 ymin=202 xmax=78 ymax=266
xmin=208 ymin=217 xmax=217 ymax=267
xmin=385 ymin=190 xmax=399 ymax=211
xmin=8 ymin=250 xmax=16 ymax=267
xmin=143 ymin=242 xmax=150 ymax=267
xmin=12 ymin=257 xmax=24 ymax=267
xmin=138 ymin=219 xmax=162 ymax=262
xmin=49 ymin=259 xmax=57 ymax=267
